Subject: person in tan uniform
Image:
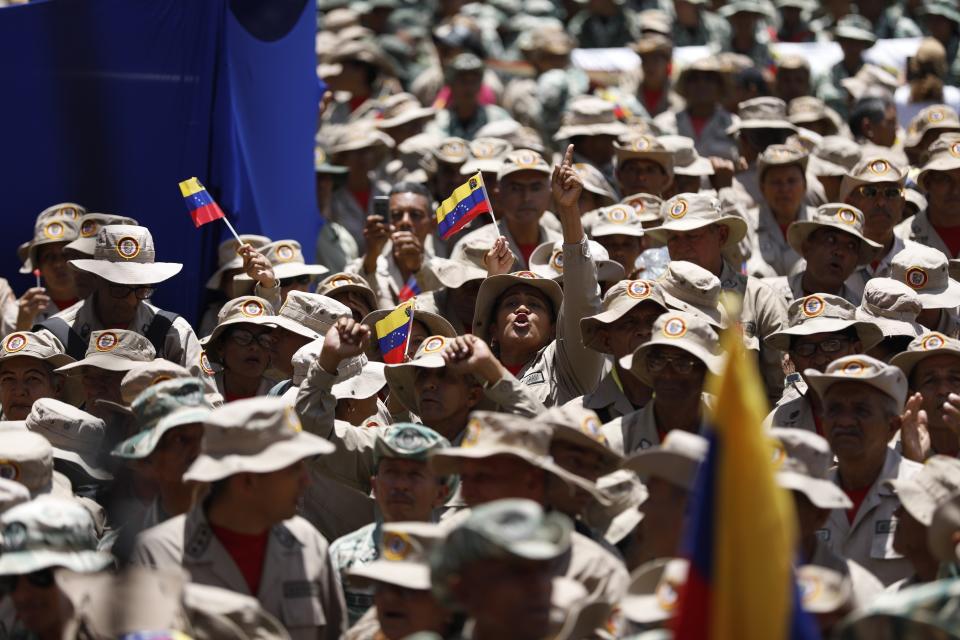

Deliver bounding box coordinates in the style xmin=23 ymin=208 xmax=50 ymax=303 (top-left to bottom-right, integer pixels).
xmin=804 ymin=355 xmax=923 ymax=586
xmin=895 ymin=134 xmax=960 ymax=259
xmin=854 ymin=278 xmax=925 ymax=362
xmin=131 ymin=397 xmax=348 ymax=640
xmin=890 ymin=243 xmax=960 ymax=336
xmin=317 ymin=272 xmax=381 ymax=322
xmin=645 ymin=192 xmax=788 ymax=402
xmin=0 ymin=330 xmax=77 ymax=420
xmin=602 ymin=311 xmax=722 ymax=455
xmin=585 ymin=203 xmax=647 ymax=280
xmin=612 ymin=134 xmax=675 ymax=199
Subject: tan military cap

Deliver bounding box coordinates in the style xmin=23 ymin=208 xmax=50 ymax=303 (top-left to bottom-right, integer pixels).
xmin=613 ymin=134 xmax=674 ymax=176
xmin=25 ymin=398 xmax=111 ymax=482
xmin=621 ymin=430 xmax=708 ymax=490
xmin=589 ymin=204 xmax=645 ymax=240
xmin=0 ymin=331 xmax=74 ymax=369
xmin=891 ymin=244 xmax=960 ymax=309
xmin=63 ymin=213 xmax=140 ymax=258
xmin=37 ymin=202 xmax=85 ymax=222
xmin=834 ymin=13 xmax=876 ymax=43
xmin=631 ymin=33 xmax=672 ymax=56
xmin=375 ymin=92 xmax=436 ymax=130
xmin=809 ymin=135 xmax=862 ymax=177
xmin=891 ymin=332 xmax=960 ymax=380
xmin=885 ymin=455 xmax=960 ymax=526
xmin=766 ymin=294 xmax=883 ymax=351
xmin=840 ymin=64 xmax=904 ymax=101
xmin=727 ymin=97 xmax=796 ymax=135
xmin=461 ymin=137 xmax=514 ymax=175
xmin=519 ymin=24 xmax=576 ymax=56
xmin=620 ymin=558 xmax=688 ymax=625
xmin=804 ymin=354 xmax=908 ymax=409
xmin=70 ymin=224 xmax=182 ymax=286
xmin=428 ymin=411 xmax=609 ymax=505
xmin=580 ymin=279 xmax=667 ymax=352
xmin=621 ymin=311 xmax=723 ymax=385
xmin=904 ymin=105 xmax=960 ymax=150
xmin=675 ymin=57 xmax=726 ymax=100
xmin=497 ymin=149 xmax=552 ymax=181
xmin=769 ymin=428 xmax=852 ymax=509
xmin=382 ymin=334 xmax=454 ymax=412
xmin=184 ymin=397 xmax=334 ymax=482
xmin=554 ymin=96 xmax=628 ymax=141
xmin=929 ymin=492 xmax=960 ymax=562
xmin=317 ymin=272 xmax=379 ymax=312
xmin=839 ymin=153 xmax=907 ymax=201
xmin=659 ymin=135 xmax=715 ymax=177
xmin=757 ymin=144 xmax=808 ymax=180
xmin=199 ymin=296 xmax=277 ymax=362
xmin=786 ymin=203 xmax=881 ymax=264
xmin=657 ymin=260 xmax=725 ymax=328
xmin=328 ymin=123 xmax=394 ymax=155
xmin=0 ymin=429 xmax=57 ymax=496
xmin=539 ymin=405 xmax=623 ymax=474
xmin=431 ymin=137 xmax=471 ymax=165
xmin=420 ymin=257 xmax=487 ymax=290
xmin=788 ymin=97 xmax=842 ymax=132
xmin=363 ymin=299 xmax=457 ymax=359
xmin=529 ymin=239 xmax=625 ymax=284
xmin=572 ymin=163 xmax=618 ymax=206
xmin=234 ymin=239 xmax=328 ymax=283
xmin=855 ymin=278 xmax=924 ymax=339
xmin=56 ymin=329 xmax=157 ymax=374
xmin=204 ymin=234 xmax=271 ymax=290
xmin=26 ymin=218 xmax=78 ymax=269
xmin=285 ymin=338 xmax=371 ymax=393
xmin=473 ymin=120 xmax=546 ymax=154
xmin=918 ymin=133 xmax=960 ymax=189
xmin=473 ymin=271 xmax=563 ymax=343
xmin=621 ymin=192 xmax=663 ymax=225
xmin=272 ymin=291 xmax=350 ymax=341
xmin=586 ymin=470 xmax=645 ymax=545
xmin=777 ymin=54 xmax=810 ymax=72
xmin=348 ymin=522 xmax=444 ymax=590
xmin=797 ymin=565 xmax=853 ymax=616
xmin=645 ymin=193 xmax=748 ymax=249
xmin=636 ymin=8 xmax=671 ymax=35
xmin=119 ymin=358 xmax=193 ymax=404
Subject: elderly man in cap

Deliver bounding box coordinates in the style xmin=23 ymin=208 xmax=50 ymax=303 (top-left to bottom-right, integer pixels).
xmin=804 ymin=354 xmax=922 ymax=586
xmin=765 ymin=294 xmax=882 ymax=434
xmin=890 ymin=245 xmax=960 ymax=335
xmin=329 ymin=424 xmax=451 ymax=624
xmin=0 ymin=331 xmax=75 ymax=420
xmin=765 ymin=204 xmax=881 ymax=305
xmin=838 ymin=153 xmax=911 ymax=302
xmin=896 ymin=134 xmax=960 ymax=259
xmin=425 ymin=53 xmax=510 ymax=141
xmin=431 ymin=499 xmax=572 ymax=640
xmin=604 ymin=311 xmax=722 ymax=454
xmin=132 ymin=397 xmax=347 ymax=639
xmin=613 ymin=134 xmax=674 ymax=199
xmin=35 ymin=225 xmax=205 ymax=381
xmin=646 ymin=192 xmax=788 ymax=400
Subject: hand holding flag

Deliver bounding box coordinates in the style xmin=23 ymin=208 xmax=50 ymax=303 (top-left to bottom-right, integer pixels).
xmin=375 ymin=300 xmax=415 ymax=364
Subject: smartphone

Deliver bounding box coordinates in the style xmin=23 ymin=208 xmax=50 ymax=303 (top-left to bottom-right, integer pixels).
xmin=373 ymin=196 xmax=390 ymax=220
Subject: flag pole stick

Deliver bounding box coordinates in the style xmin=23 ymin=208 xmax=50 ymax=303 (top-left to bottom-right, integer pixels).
xmin=221 ymin=215 xmax=244 ymax=246
xmin=478 ymin=173 xmax=498 ymax=229
xmin=403 ymin=304 xmax=415 ymax=360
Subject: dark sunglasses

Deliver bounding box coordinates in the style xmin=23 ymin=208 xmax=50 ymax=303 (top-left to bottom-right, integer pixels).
xmin=856 ymin=185 xmax=902 ymax=200
xmin=108 ymin=284 xmax=155 ymax=300
xmin=279 ymin=275 xmax=311 ymax=287
xmin=0 ymin=569 xmax=55 ymax=595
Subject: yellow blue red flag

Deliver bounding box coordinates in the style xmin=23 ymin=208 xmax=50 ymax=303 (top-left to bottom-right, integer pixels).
xmin=178 ymin=177 xmax=226 ymax=228
xmin=435 ymin=172 xmax=491 ymax=240
xmin=375 ymin=300 xmax=415 ymax=364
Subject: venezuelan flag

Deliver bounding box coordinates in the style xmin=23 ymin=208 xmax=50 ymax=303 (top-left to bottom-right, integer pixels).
xmin=375 ymin=301 xmax=414 ymax=364
xmin=435 ymin=173 xmax=491 ymax=240
xmin=398 ymin=274 xmax=421 ymax=302
xmin=674 ymin=307 xmax=819 ymax=640
xmin=179 ymin=177 xmax=226 ymax=228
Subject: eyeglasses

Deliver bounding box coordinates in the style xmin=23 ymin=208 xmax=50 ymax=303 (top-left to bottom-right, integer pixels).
xmin=855 ymin=185 xmax=902 ymax=200
xmin=645 ymin=353 xmax=699 ymax=374
xmin=108 ymin=284 xmax=155 ymax=300
xmin=279 ymin=275 xmax=311 ymax=288
xmin=227 ymin=328 xmax=274 ymax=349
xmin=0 ymin=569 xmax=55 ymax=595
xmin=791 ymin=337 xmax=850 ymax=357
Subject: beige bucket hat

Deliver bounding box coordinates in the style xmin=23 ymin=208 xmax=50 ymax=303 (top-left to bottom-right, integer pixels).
xmin=25 ymin=218 xmax=78 ymax=269
xmin=317 ymin=272 xmax=380 ymax=312
xmin=554 ymin=96 xmax=628 ymax=141
xmin=529 ymin=239 xmax=625 ymax=284
xmin=613 ymin=134 xmax=674 ymax=177
xmin=184 ymin=397 xmax=334 ymax=482
xmin=579 ymin=279 xmax=667 ymax=352
xmin=204 ymin=234 xmax=272 ymax=290
xmin=421 ymin=257 xmax=487 ymax=291
xmin=756 ymin=143 xmax=808 ymax=181
xmin=657 ymin=261 xmax=725 ymax=328
xmin=497 ymin=149 xmax=552 ymax=182
xmin=63 ymin=213 xmax=140 ymax=258
xmin=428 ymin=411 xmax=609 ymax=505
xmin=904 ymin=105 xmax=960 ymax=150
xmin=539 ymin=405 xmax=623 ymax=475
xmin=644 ymin=193 xmax=747 ymax=249
xmin=674 ymin=57 xmax=726 ymax=101
xmin=284 ymin=339 xmax=370 ymax=394
xmin=375 ymin=93 xmax=436 ymax=130
xmin=25 ymin=398 xmax=112 ymax=482
xmin=348 ymin=522 xmax=444 ymax=591
xmin=797 ymin=565 xmax=853 ymax=615
xmin=620 ymin=311 xmax=723 ymax=385
xmin=659 ymin=135 xmax=715 ymax=177
xmin=855 ymin=278 xmax=924 ymax=339
xmin=0 ymin=429 xmax=59 ymax=497
xmin=891 ymin=332 xmax=960 ymax=380
xmin=891 ymin=244 xmax=960 ymax=309
xmin=0 ymin=331 xmax=74 ymax=370
xmin=631 ymin=32 xmax=672 ymax=55
xmin=589 ymin=203 xmax=646 ymax=239
xmin=620 ymin=192 xmax=664 ymax=225
xmin=768 ymin=428 xmax=852 ymax=509
xmin=272 ymin=291 xmax=351 ymax=341
xmin=885 ymin=455 xmax=960 ymax=526
xmin=55 ymin=329 xmax=157 ymax=374
xmin=788 ymin=97 xmax=843 ymax=132
xmin=839 ymin=153 xmax=907 ymax=201
xmin=917 ymin=133 xmax=960 ymax=189
xmin=727 ymin=97 xmax=796 ymax=135
xmin=460 ymin=137 xmax=514 ymax=175
xmin=929 ymin=493 xmax=960 ymax=562
xmin=199 ymin=296 xmax=278 ymax=362
xmin=765 ymin=294 xmax=883 ymax=352
xmin=328 ymin=123 xmax=395 ymax=156
xmin=804 ymin=354 xmax=908 ymax=409
xmin=571 ymin=163 xmax=618 ymax=207
xmin=620 ymin=558 xmax=688 ymax=625
xmin=472 ymin=271 xmax=563 ymax=343
xmin=119 ymin=359 xmax=194 ymax=404
xmin=786 ymin=203 xmax=882 ymax=265
xmin=621 ymin=430 xmax=708 ymax=490
xmin=585 ymin=470 xmax=646 ymax=546
xmin=70 ymin=224 xmax=183 ymax=286
xmin=430 ymin=137 xmax=471 ymax=166
xmin=809 ymin=136 xmax=862 ymax=178
xmin=234 ymin=240 xmax=328 ymax=283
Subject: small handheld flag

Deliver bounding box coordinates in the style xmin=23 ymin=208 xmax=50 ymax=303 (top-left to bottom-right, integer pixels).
xmin=178 ymin=177 xmax=244 ymax=245
xmin=32 ymin=269 xmax=40 ymax=289
xmin=375 ymin=301 xmax=415 ymax=364
xmin=435 ymin=172 xmax=496 ymax=240
xmin=398 ymin=274 xmax=421 ymax=302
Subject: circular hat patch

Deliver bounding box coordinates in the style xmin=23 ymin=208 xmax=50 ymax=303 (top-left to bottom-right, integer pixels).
xmin=116 ymin=236 xmax=141 ymax=260
xmin=0 ymin=461 xmax=20 ymax=482
xmin=513 ymin=150 xmax=540 ymax=167
xmin=668 ymin=199 xmax=688 ymax=219
xmin=549 ymin=250 xmax=564 ymax=272
xmin=770 ymin=440 xmax=786 ymax=469
xmin=951 ymin=142 xmax=960 ymax=159
xmin=631 ymin=137 xmax=651 ymax=151
xmin=836 ymin=209 xmax=857 ymax=225
xmin=606 ymin=205 xmax=630 ymax=223
xmin=474 ymin=142 xmax=496 ymax=158
xmin=274 ymin=244 xmax=296 ymax=262
xmin=513 ymin=271 xmax=538 ymax=279
xmin=868 ymin=159 xmax=889 ymax=175
xmin=421 ymin=336 xmax=445 ymax=354
xmin=382 ymin=531 xmax=414 ymax=561
xmin=929 ymin=109 xmax=946 ymax=123
xmin=328 ymin=275 xmax=352 ymax=287
xmin=3 ymin=334 xmax=27 ymax=354
xmin=662 ymin=316 xmax=687 ymax=338
xmin=799 ymin=575 xmax=822 ymax=606
xmin=905 ymin=267 xmax=928 ymax=290
xmin=80 ymin=220 xmax=98 ymax=238
xmin=43 ymin=221 xmax=65 ymax=240
xmin=921 ymin=333 xmax=946 ymax=350
xmin=440 ymin=141 xmax=466 ymax=157
xmin=656 ymin=580 xmax=680 ymax=613
xmin=283 ymin=406 xmax=302 ymax=433
xmin=626 ymin=280 xmax=653 ymax=299
xmin=95 ymin=332 xmax=120 ymax=352
xmin=240 ymin=299 xmax=265 ymax=318
xmin=462 ymin=419 xmax=482 ymax=448
xmin=841 ymin=360 xmax=867 ymax=375
xmin=801 ymin=295 xmax=825 ymax=318
xmin=580 ymin=415 xmax=606 ymax=444
xmin=199 ymin=351 xmax=215 ymax=375
xmin=58 ymin=206 xmax=80 ymax=219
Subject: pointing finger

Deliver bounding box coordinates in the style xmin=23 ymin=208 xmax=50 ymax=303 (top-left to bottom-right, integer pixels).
xmin=563 ymin=143 xmax=575 ymax=167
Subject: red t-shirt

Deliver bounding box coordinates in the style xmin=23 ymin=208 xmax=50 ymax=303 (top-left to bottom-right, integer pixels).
xmin=689 ymin=114 xmax=710 ymax=138
xmin=505 ymin=362 xmax=525 ymax=377
xmin=934 ymin=224 xmax=960 ymax=258
xmin=642 ymin=88 xmax=664 ymax=113
xmin=845 ymin=486 xmax=871 ymax=524
xmin=52 ymin=298 xmax=79 ymax=311
xmin=351 ymin=189 xmax=371 ymax=212
xmin=517 ymin=243 xmax=537 ymax=266
xmin=210 ymin=524 xmax=270 ymax=595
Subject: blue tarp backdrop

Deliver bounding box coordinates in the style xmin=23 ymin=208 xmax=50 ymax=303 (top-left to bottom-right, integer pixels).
xmin=0 ymin=0 xmax=320 ymax=325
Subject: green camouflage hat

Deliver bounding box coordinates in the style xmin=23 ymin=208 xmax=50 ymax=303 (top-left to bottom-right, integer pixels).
xmin=834 ymin=13 xmax=877 ymax=43
xmin=0 ymin=495 xmax=112 ymax=576
xmin=374 ymin=423 xmax=451 ymax=467
xmin=112 ymin=378 xmax=213 ymax=460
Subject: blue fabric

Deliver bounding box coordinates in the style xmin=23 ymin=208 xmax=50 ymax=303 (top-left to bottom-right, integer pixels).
xmin=0 ymin=0 xmax=320 ymax=325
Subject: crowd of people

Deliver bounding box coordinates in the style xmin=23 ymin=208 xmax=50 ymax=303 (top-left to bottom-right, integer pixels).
xmin=2 ymin=0 xmax=960 ymax=638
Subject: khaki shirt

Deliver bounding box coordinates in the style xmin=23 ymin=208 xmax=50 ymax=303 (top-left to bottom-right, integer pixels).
xmin=748 ymin=204 xmax=814 ymax=278
xmin=559 ymin=531 xmax=630 ymax=605
xmin=895 ymin=210 xmax=958 ymax=259
xmin=764 ymin=380 xmax=818 ymax=433
xmin=566 ymin=369 xmax=640 ymax=424
xmin=345 ymin=251 xmax=439 ymax=311
xmin=809 ymin=538 xmax=885 ymax=607
xmin=763 ymin=273 xmax=862 ymax=308
xmin=316 ymin=219 xmax=360 ymax=275
xmin=820 ymin=448 xmax=923 ymax=587
xmin=131 ymin=507 xmax=347 ymax=640
xmin=601 ymin=395 xmax=712 ymax=456
xmin=450 ymin=218 xmax=561 ymax=271
xmin=845 ymin=235 xmax=913 ymax=297
xmin=0 ymin=277 xmax=17 ymax=337
xmin=653 ymin=108 xmax=739 ymax=162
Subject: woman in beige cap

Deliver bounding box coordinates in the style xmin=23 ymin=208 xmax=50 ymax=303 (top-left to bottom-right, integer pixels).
xmin=200 ymin=297 xmax=280 ymax=401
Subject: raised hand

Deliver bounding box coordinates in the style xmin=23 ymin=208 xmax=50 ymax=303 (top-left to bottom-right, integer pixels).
xmin=362 ymin=214 xmax=392 ymax=273
xmin=483 ymin=236 xmax=516 ymax=276
xmin=15 ymin=287 xmax=51 ymax=330
xmin=551 ymin=144 xmax=583 ymax=209
xmin=391 ymin=230 xmax=425 ymax=273
xmin=238 ymin=244 xmax=277 ymax=289
xmin=441 ymin=334 xmax=505 ymax=385
xmin=901 ymin=392 xmax=932 ymax=463
xmin=319 ymin=317 xmax=371 ymax=374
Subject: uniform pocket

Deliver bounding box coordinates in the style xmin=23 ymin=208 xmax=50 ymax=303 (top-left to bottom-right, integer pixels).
xmin=281 ymin=583 xmax=327 ymax=629
xmin=869 ymin=518 xmax=903 ymax=560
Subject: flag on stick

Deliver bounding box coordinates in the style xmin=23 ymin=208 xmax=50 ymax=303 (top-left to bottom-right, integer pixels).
xmin=375 ymin=300 xmax=415 ymax=364
xmin=398 ymin=274 xmax=421 ymax=302
xmin=179 ymin=177 xmax=227 ymax=228
xmin=435 ymin=172 xmax=495 ymax=240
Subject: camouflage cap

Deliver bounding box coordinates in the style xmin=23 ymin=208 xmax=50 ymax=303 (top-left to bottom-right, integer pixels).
xmin=0 ymin=479 xmax=29 ymax=516
xmin=636 ymin=8 xmax=671 ymax=35
xmin=613 ymin=134 xmax=674 ymax=176
xmin=584 ymin=470 xmax=646 ymax=545
xmin=204 ymin=234 xmax=272 ymax=290
xmin=317 ymin=272 xmax=380 ymax=312
xmin=809 ymin=135 xmax=862 ymax=177
xmin=797 ymin=565 xmax=853 ymax=616
xmin=804 ymin=354 xmax=908 ymax=410
xmin=834 ymin=13 xmax=877 ymax=43
xmin=26 ymin=217 xmax=78 ymax=268
xmin=620 ymin=558 xmax=688 ymax=625
xmin=657 ymin=260 xmax=725 ymax=328
xmin=56 ymin=329 xmax=157 ymax=374
xmin=184 ymin=397 xmax=335 ymax=483
xmin=727 ymin=97 xmax=796 ymax=135
xmin=786 ymin=203 xmax=882 ymax=265
xmin=325 ymin=37 xmax=398 ymax=77
xmin=645 ymin=193 xmax=748 ymax=249
xmin=922 ymin=0 xmax=960 ymax=25
xmin=529 ymin=239 xmax=625 ymax=284
xmin=621 ymin=430 xmax=709 ymax=490
xmin=271 ymin=291 xmax=351 ymax=341
xmin=460 ymin=137 xmax=514 ymax=175
xmin=788 ymin=97 xmax=842 ymax=133
xmin=571 ymin=163 xmax=618 ymax=206
xmin=589 ymin=203 xmax=646 ymax=239
xmin=112 ymin=378 xmax=212 ymax=460
xmin=0 ymin=331 xmax=74 ymax=369
xmin=918 ymin=133 xmax=960 ymax=188
xmin=448 ymin=52 xmax=484 ymax=75
xmin=497 ymin=149 xmax=552 ymax=181
xmin=539 ymin=405 xmax=623 ymax=475
xmin=234 ymin=239 xmax=329 ymax=282
xmin=36 ymin=202 xmax=85 ymax=223
xmin=473 ymin=271 xmax=563 ymax=343
xmin=855 ymin=278 xmax=924 ymax=339
xmin=375 ymin=92 xmax=436 ymax=130
xmin=70 ymin=224 xmax=183 ymax=286
xmin=891 ymin=244 xmax=960 ymax=309
xmin=766 ymin=294 xmax=883 ymax=351
xmin=769 ymin=428 xmax=852 ymax=509
xmin=891 ymin=332 xmax=960 ymax=380
xmin=658 ymin=135 xmax=714 ymax=177
xmin=473 ymin=120 xmax=546 ymax=154
xmin=904 ymin=106 xmax=960 ymax=150
xmin=580 ymin=279 xmax=667 ymax=353
xmin=719 ymin=0 xmax=772 ymax=18
xmin=25 ymin=398 xmax=111 ymax=482
xmin=519 ymin=23 xmax=576 ymax=56
xmin=840 ymin=64 xmax=900 ymax=102
xmin=621 ymin=311 xmax=723 ymax=384
xmin=839 ymin=152 xmax=907 ymax=201
xmin=348 ymin=522 xmax=445 ymax=590
xmin=554 ymin=96 xmax=628 ymax=141
xmin=885 ymin=455 xmax=960 ymax=526
xmin=199 ymin=296 xmax=278 ymax=362
xmin=674 ymin=57 xmax=726 ymax=100
xmin=374 ymin=423 xmax=451 ymax=466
